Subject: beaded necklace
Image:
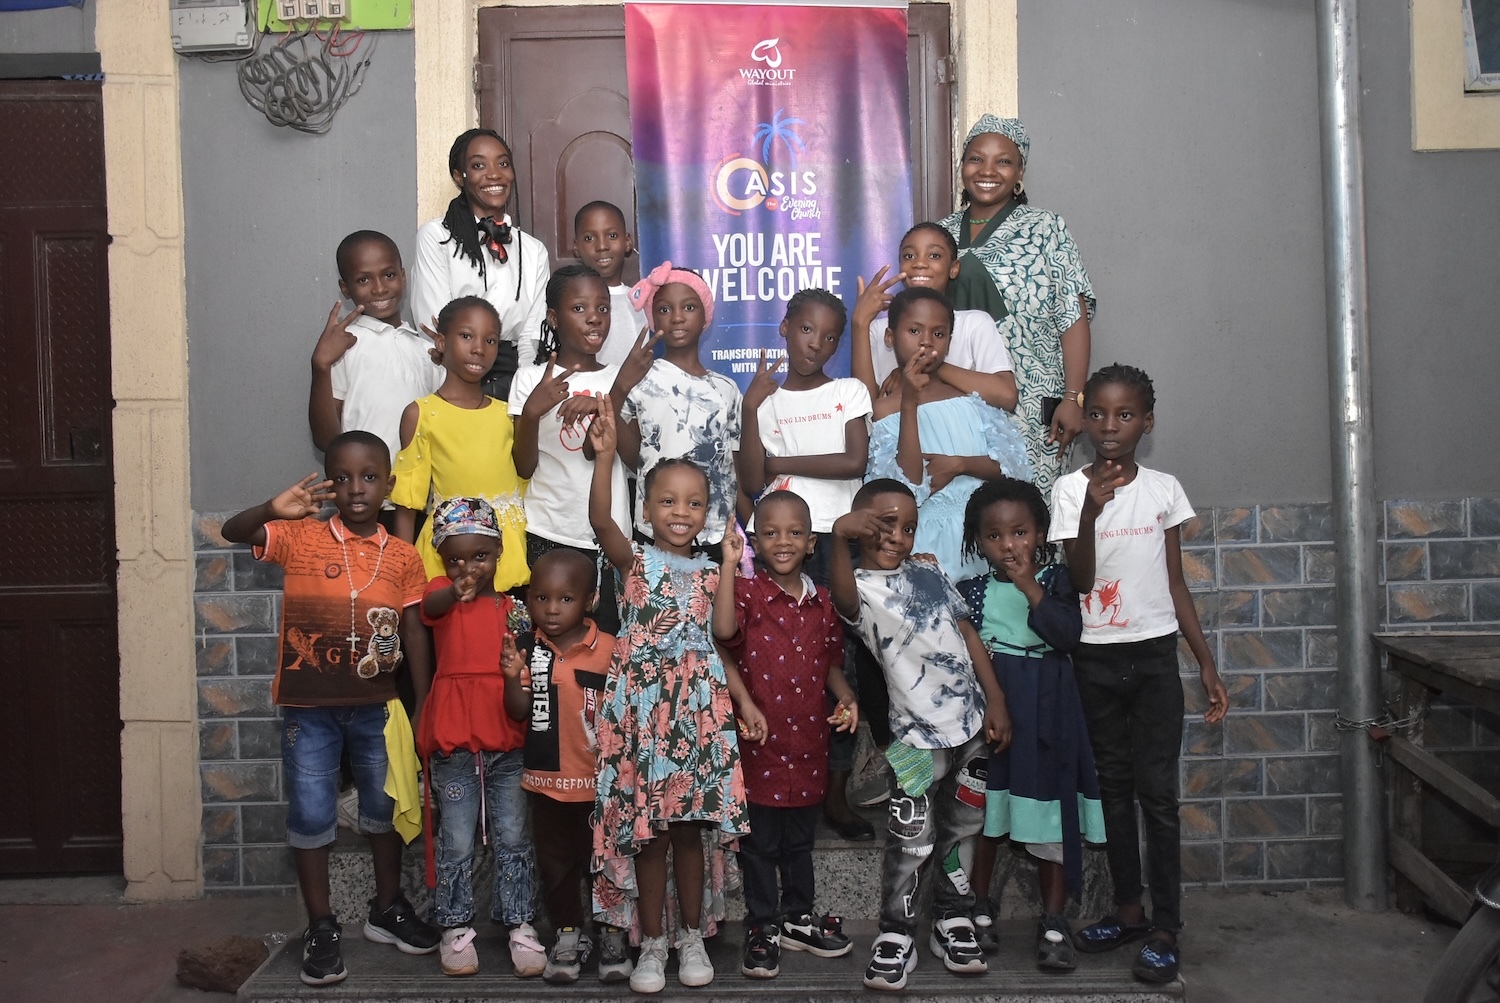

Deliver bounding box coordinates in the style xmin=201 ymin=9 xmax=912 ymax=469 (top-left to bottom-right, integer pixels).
xmin=338 ymin=526 xmax=387 ymax=661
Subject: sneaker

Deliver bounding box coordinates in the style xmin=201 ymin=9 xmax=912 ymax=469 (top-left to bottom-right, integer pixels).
xmin=598 ymin=924 xmax=634 ymax=983
xmin=741 ymin=924 xmax=780 ymax=978
xmin=1036 ymin=914 xmax=1076 ymax=971
xmin=509 ymin=921 xmax=547 ymax=977
xmin=852 ymin=755 xmax=893 ymax=807
xmin=300 ymin=916 xmax=347 ymax=986
xmin=334 ymin=786 xmax=364 ymax=834
xmin=780 ymin=912 xmax=852 ymax=958
xmin=863 ymin=931 xmax=917 ymax=991
xmin=675 ymin=928 xmax=714 ymax=987
xmin=363 ymin=895 xmax=440 ymax=955
xmin=973 ymin=897 xmax=999 ymax=953
xmin=929 ymin=913 xmax=987 ymax=974
xmin=630 ymin=934 xmax=669 ymax=994
xmin=544 ymin=927 xmax=590 ymax=984
xmin=440 ymin=926 xmax=479 ymax=977
xmin=1133 ymin=933 xmax=1180 ymax=984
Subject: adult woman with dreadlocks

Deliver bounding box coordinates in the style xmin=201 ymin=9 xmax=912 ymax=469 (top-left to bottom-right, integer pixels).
xmin=412 ymin=129 xmax=550 ymax=403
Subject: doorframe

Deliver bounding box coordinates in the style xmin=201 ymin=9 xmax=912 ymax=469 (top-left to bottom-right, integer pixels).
xmin=413 ymin=0 xmax=1018 ymax=225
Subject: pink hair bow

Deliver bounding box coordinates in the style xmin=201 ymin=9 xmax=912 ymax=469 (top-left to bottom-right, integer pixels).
xmin=628 ymin=260 xmax=715 ymax=327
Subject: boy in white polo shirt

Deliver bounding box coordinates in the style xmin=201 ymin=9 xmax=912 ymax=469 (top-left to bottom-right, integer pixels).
xmin=309 ymin=230 xmax=445 ymax=476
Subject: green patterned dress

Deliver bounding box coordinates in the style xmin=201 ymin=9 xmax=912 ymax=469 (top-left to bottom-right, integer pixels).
xmin=942 ymin=203 xmax=1095 ymax=495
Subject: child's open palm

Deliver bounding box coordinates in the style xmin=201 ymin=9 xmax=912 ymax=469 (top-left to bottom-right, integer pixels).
xmin=270 ymin=474 xmax=335 ymax=521
xmin=827 ymin=697 xmax=859 ymax=734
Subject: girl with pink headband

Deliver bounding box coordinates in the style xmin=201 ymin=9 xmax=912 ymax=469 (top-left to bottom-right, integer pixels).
xmin=609 ymin=261 xmax=742 ymax=550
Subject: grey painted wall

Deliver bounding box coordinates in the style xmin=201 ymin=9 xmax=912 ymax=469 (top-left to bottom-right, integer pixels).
xmin=183 ymin=32 xmax=417 ymax=510
xmin=1019 ymin=0 xmax=1500 ymax=505
xmin=0 ymin=0 xmax=93 ymax=53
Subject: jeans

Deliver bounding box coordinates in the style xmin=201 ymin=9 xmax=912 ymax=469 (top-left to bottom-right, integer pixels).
xmin=739 ymin=802 xmax=819 ymax=927
xmin=282 ymin=704 xmax=393 ymax=849
xmin=1073 ymin=633 xmax=1185 ymax=934
xmin=878 ymin=733 xmax=987 ymax=935
xmin=429 ymin=747 xmax=535 ymax=927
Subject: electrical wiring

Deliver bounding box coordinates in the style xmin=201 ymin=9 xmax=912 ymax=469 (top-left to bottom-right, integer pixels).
xmin=235 ymin=23 xmax=377 ymax=135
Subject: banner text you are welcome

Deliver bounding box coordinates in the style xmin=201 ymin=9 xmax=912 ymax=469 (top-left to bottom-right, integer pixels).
xmin=700 ymin=231 xmax=843 ymax=305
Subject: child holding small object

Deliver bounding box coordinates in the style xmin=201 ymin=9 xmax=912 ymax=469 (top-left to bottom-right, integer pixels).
xmin=415 ymin=497 xmax=541 ymax=979
xmin=712 ymin=490 xmax=859 ymax=979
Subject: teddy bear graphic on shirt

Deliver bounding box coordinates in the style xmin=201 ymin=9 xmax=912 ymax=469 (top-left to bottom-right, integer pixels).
xmin=356 ymin=606 xmax=404 ymax=679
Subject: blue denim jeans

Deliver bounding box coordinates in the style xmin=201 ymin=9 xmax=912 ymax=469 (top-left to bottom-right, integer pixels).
xmin=281 ymin=704 xmax=393 ymax=849
xmin=429 ymin=747 xmax=535 ymax=927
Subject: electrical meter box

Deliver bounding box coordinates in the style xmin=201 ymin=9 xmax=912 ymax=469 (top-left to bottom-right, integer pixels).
xmin=170 ymin=0 xmax=255 ymax=54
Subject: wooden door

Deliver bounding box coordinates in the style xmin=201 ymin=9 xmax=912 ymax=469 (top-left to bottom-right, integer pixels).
xmin=479 ymin=4 xmax=953 ymax=270
xmin=0 ymin=81 xmax=122 ymax=875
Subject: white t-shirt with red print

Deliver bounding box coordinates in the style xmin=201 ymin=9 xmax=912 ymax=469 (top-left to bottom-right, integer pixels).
xmin=753 ymin=377 xmax=873 ymax=532
xmin=1049 ymin=465 xmax=1195 ymax=644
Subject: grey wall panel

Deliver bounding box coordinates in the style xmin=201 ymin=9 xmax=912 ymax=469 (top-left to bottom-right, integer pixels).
xmin=183 ymin=32 xmax=418 ymax=510
xmin=0 ymin=0 xmax=93 ymax=54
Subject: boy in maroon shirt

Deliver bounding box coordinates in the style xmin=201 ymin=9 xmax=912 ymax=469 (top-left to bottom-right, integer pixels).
xmin=713 ymin=490 xmax=859 ymax=979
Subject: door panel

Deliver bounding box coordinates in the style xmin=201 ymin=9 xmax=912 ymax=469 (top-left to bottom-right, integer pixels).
xmin=0 ymin=80 xmax=121 ymax=875
xmin=479 ymin=4 xmax=953 ymax=271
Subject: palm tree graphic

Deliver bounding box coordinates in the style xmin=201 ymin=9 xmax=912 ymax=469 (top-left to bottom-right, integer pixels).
xmin=754 ymin=108 xmax=807 ymax=170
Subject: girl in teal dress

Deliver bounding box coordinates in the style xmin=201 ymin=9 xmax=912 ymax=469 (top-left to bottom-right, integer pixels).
xmin=584 ymin=394 xmax=766 ymax=992
xmin=942 ymin=115 xmax=1095 ymax=496
xmin=956 ymin=477 xmax=1105 ymax=973
xmin=866 ymin=287 xmax=1031 ymax=583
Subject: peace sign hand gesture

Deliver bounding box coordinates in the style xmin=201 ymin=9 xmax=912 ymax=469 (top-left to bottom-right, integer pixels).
xmin=311 ymin=301 xmax=363 ymax=371
xmin=615 ymin=326 xmax=662 ymax=397
xmin=853 ymin=265 xmax=904 ymax=332
xmin=742 ymin=349 xmax=783 ymax=411
xmin=522 ymin=354 xmax=577 ymax=421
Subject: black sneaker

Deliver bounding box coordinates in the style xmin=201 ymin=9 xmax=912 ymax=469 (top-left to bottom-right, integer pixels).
xmin=779 ymin=912 xmax=853 ymax=958
xmin=741 ymin=924 xmax=780 ymax=978
xmin=973 ymin=896 xmax=999 ymax=953
xmin=863 ymin=931 xmax=916 ymax=991
xmin=929 ymin=913 xmax=987 ymax=974
xmin=1037 ymin=913 xmax=1077 ymax=971
xmin=363 ymin=894 xmax=440 ymax=955
xmin=301 ymin=916 xmax=347 ymax=986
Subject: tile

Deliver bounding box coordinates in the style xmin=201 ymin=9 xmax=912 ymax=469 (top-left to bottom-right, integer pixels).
xmin=1182 ymin=758 xmax=1262 ymax=798
xmin=199 ymin=678 xmax=276 ymax=718
xmin=232 ymin=550 xmax=286 ymax=592
xmin=202 ymin=846 xmax=240 ymax=886
xmin=1181 ymin=843 xmax=1222 ymax=884
xmin=1179 ymin=801 xmax=1222 ymax=840
xmin=1225 ymin=713 xmax=1306 ymax=754
xmin=196 ymin=638 xmax=234 ymax=677
xmin=1388 ymin=583 xmax=1469 ymax=623
xmin=238 ymin=718 xmax=284 ymax=760
xmin=202 ymin=806 xmax=239 ymax=845
xmin=1179 ymin=513 xmax=1214 ymax=547
xmin=1266 ymin=838 xmax=1342 ymax=880
xmin=1305 ymin=629 xmax=1338 ymax=667
xmin=199 ymin=721 xmax=235 ymax=760
xmin=195 ymin=593 xmax=278 ymax=635
xmin=1180 ymin=549 xmax=1215 ymax=589
xmin=1430 ymin=540 xmax=1500 ymax=580
xmin=1475 ymin=583 xmax=1500 ymax=623
xmin=242 ymin=803 xmax=288 ymax=845
xmin=193 ymin=511 xmax=236 ymax=549
xmin=242 ymin=845 xmax=297 ymax=887
xmin=1177 ymin=634 xmax=1216 ymax=674
xmin=1226 ymin=797 xmax=1307 ymax=838
xmin=1386 ymin=499 xmax=1466 ymax=539
xmin=195 ymin=553 xmax=232 ymax=592
xmin=201 ymin=762 xmax=280 ymax=803
xmin=1220 ymin=546 xmax=1302 ymax=586
xmin=1222 ymin=630 xmax=1304 ymax=670
xmin=1182 ymin=719 xmax=1224 ymax=756
xmin=1308 ymin=712 xmax=1338 ymax=752
xmin=1223 ymin=841 xmax=1264 ymax=881
xmin=1217 ymin=590 xmax=1259 ymax=627
xmin=1263 ymin=671 xmax=1337 ymax=711
xmin=1259 ymin=503 xmax=1333 ymax=544
xmin=1261 ymin=587 xmax=1337 ymax=628
xmin=1303 ymin=544 xmax=1336 ymax=584
xmin=1216 ymin=507 xmax=1257 ymax=543
xmin=1384 ymin=543 xmax=1428 ymax=582
xmin=1264 ymin=754 xmax=1340 ymax=795
xmin=1309 ymin=796 xmax=1343 ymax=836
xmin=1470 ymin=498 xmax=1500 ymax=537
xmin=237 ymin=635 xmax=281 ymax=675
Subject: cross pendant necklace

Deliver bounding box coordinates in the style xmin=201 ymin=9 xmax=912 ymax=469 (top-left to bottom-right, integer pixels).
xmin=338 ymin=529 xmax=387 ymax=662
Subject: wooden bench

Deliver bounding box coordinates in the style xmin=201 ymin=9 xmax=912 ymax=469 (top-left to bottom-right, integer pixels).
xmin=1374 ymin=632 xmax=1500 ymax=922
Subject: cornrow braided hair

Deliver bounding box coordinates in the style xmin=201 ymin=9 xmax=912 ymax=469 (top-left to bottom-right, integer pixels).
xmin=535 ymin=263 xmax=606 ymax=365
xmin=642 ymin=457 xmax=709 ymax=501
xmin=961 ymin=476 xmax=1057 ymax=567
xmin=902 ymin=221 xmax=959 ymax=260
xmin=1085 ymin=362 xmax=1156 ymax=412
xmin=440 ymin=128 xmax=524 ymax=301
xmin=784 ymin=287 xmax=847 ymax=336
xmin=429 ymin=295 xmax=500 ymax=366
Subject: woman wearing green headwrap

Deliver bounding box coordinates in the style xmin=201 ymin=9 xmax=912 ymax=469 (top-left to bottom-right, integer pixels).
xmin=941 ymin=116 xmax=1094 ymax=495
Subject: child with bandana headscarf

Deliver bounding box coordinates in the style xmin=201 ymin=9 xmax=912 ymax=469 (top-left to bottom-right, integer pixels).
xmin=414 ymin=497 xmax=541 ymax=979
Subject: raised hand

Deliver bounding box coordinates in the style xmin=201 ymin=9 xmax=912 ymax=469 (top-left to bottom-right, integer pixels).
xmin=742 ymin=348 xmax=783 ymax=410
xmin=900 ymin=347 xmax=932 ymax=398
xmin=421 ymin=317 xmax=443 ymax=364
xmin=616 ymin=326 xmax=662 ymax=395
xmin=522 ymin=355 xmax=577 ymax=421
xmin=853 ymin=265 xmax=905 ymax=331
xmin=311 ymin=301 xmax=363 ymax=370
xmin=833 ymin=508 xmax=888 ymax=545
xmin=720 ymin=529 xmax=745 ymax=569
xmin=451 ymin=565 xmax=484 ymax=603
xmin=1083 ymin=459 xmax=1128 ymax=516
xmin=586 ymin=392 xmax=619 ymax=456
xmin=500 ymin=632 xmax=523 ymax=680
xmin=269 ymin=473 xmax=335 ymax=521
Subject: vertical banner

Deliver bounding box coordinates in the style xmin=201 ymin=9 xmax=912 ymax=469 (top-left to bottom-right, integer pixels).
xmin=625 ymin=0 xmax=912 ymax=387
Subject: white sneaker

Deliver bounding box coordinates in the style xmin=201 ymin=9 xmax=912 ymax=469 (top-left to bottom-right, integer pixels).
xmin=630 ymin=935 xmax=669 ymax=994
xmin=509 ymin=921 xmax=546 ymax=978
xmin=863 ymin=931 xmax=917 ymax=991
xmin=929 ymin=913 xmax=987 ymax=974
xmin=439 ymin=926 xmax=478 ymax=977
xmin=675 ymin=928 xmax=714 ymax=987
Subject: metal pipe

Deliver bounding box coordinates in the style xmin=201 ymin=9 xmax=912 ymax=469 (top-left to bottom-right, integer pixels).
xmin=1315 ymin=0 xmax=1386 ymax=911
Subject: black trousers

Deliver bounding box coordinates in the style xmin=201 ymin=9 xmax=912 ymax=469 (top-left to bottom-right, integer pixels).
xmin=1072 ymin=633 xmax=1185 ymax=934
xmin=738 ymin=802 xmax=820 ymax=928
xmin=528 ymin=793 xmax=593 ymax=929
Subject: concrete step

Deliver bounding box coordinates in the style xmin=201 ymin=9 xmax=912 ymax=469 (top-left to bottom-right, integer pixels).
xmin=326 ymin=807 xmax=1115 ymax=925
xmin=238 ymin=919 xmax=1185 ymax=1002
